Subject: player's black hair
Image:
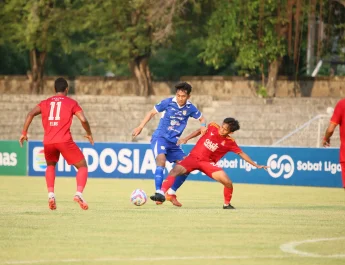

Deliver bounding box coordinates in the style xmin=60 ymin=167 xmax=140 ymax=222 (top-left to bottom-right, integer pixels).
xmin=54 ymin=77 xmax=68 ymax=93
xmin=223 ymin=117 xmax=240 ymax=132
xmin=175 ymin=82 xmax=192 ymax=95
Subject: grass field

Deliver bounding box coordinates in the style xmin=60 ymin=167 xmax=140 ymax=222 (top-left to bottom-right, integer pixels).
xmin=0 ymin=176 xmax=344 ymax=265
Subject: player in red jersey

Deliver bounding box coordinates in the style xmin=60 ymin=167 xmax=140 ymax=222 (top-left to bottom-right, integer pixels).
xmin=151 ymin=118 xmax=269 ymax=209
xmin=322 ymin=99 xmax=345 ymax=189
xmin=19 ymin=77 xmax=94 ymax=210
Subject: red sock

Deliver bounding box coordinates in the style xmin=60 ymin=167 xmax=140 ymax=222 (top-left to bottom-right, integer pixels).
xmin=161 ymin=176 xmax=175 ymax=193
xmin=76 ymin=167 xmax=88 ymax=193
xmin=45 ymin=165 xmax=55 ymax=193
xmin=224 ymin=186 xmax=233 ymax=205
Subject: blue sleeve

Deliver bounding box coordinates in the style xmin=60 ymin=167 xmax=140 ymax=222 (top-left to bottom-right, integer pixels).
xmin=190 ymin=105 xmax=203 ymax=119
xmin=154 ymin=98 xmax=171 ymax=112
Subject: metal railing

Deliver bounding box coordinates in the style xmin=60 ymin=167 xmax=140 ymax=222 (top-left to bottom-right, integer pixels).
xmin=271 ymin=112 xmax=340 ymax=148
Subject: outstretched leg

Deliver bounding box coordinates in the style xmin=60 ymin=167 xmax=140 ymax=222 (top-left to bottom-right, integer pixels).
xmin=211 ymin=170 xmax=235 ymax=209
xmin=151 ymin=164 xmax=188 ymax=203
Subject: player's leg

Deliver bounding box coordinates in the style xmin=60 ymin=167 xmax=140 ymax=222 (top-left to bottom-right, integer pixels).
xmin=155 ymin=156 xmax=196 ymax=205
xmin=341 ymin=163 xmax=345 ymax=189
xmin=57 ymin=141 xmax=88 ymax=210
xmin=155 ymin=153 xmax=167 ymax=194
xmin=151 ymin=164 xmax=188 ymax=202
xmin=199 ymin=162 xmax=235 ymax=209
xmin=151 ymin=137 xmax=168 ymax=201
xmin=43 ymin=144 xmax=60 ymax=210
xmin=72 ymin=158 xmax=89 ymax=210
xmin=163 ymin=145 xmax=188 ymax=206
xmin=211 ymin=170 xmax=234 ymax=209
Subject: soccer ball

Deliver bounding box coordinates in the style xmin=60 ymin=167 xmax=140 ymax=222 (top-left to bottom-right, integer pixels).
xmin=130 ymin=189 xmax=147 ymax=206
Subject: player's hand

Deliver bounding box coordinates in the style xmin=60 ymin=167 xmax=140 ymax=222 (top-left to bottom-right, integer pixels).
xmin=322 ymin=138 xmax=330 ymax=147
xmin=177 ymin=138 xmax=188 ymax=146
xmin=200 ymin=126 xmax=207 ymax=135
xmin=132 ymin=127 xmax=143 ymax=139
xmin=84 ymin=134 xmax=94 ymax=145
xmin=19 ymin=135 xmax=28 ymax=147
xmin=257 ymin=165 xmax=270 ymax=171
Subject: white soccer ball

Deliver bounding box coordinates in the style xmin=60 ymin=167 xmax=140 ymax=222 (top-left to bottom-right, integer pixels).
xmin=130 ymin=189 xmax=147 ymax=206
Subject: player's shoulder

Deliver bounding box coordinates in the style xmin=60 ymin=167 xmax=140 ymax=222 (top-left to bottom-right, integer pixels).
xmin=208 ymin=122 xmax=220 ymax=128
xmin=186 ymin=100 xmax=199 ymax=109
xmin=336 ymin=98 xmax=345 ymax=107
xmin=63 ymin=96 xmax=79 ymax=106
xmin=157 ymin=97 xmax=173 ymax=105
xmin=225 ymin=135 xmax=236 ymax=142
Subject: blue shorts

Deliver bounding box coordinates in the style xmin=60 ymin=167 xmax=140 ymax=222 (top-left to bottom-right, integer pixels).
xmin=151 ymin=137 xmax=186 ymax=163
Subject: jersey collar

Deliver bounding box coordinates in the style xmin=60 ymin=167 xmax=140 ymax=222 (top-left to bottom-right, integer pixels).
xmin=172 ymin=97 xmax=191 ymax=108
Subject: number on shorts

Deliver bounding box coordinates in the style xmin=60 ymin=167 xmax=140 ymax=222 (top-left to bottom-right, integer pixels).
xmin=48 ymin=102 xmax=62 ymax=121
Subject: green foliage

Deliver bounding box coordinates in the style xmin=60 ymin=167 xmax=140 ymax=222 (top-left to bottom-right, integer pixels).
xmin=0 ymin=45 xmax=30 ymax=74
xmin=257 ymin=85 xmax=268 ymax=98
xmin=200 ymin=0 xmax=287 ymax=76
xmin=0 ymin=0 xmax=80 ymax=53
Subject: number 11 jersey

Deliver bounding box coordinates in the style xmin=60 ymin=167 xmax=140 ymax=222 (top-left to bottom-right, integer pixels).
xmin=38 ymin=96 xmax=82 ymax=144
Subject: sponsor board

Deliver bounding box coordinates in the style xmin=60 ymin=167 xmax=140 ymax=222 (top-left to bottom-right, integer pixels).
xmin=28 ymin=141 xmax=342 ymax=188
xmin=0 ymin=141 xmax=27 ymax=176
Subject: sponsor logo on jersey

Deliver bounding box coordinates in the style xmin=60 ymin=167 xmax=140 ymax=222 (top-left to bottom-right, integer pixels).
xmin=204 ymin=139 xmax=219 ymax=152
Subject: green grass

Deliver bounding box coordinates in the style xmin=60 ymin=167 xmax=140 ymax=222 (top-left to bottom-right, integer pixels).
xmin=0 ymin=176 xmax=344 ymax=265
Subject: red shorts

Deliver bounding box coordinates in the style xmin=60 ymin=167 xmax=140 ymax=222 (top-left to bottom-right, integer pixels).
xmin=178 ymin=154 xmax=223 ymax=177
xmin=44 ymin=140 xmax=84 ymax=165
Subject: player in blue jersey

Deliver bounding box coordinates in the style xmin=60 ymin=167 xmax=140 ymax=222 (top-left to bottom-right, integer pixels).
xmin=132 ymin=82 xmax=207 ymax=205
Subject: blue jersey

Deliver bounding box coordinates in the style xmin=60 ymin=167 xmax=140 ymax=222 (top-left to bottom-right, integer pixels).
xmin=152 ymin=97 xmax=202 ymax=143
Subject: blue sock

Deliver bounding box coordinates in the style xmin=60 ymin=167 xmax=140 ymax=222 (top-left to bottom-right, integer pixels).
xmin=155 ymin=166 xmax=165 ymax=191
xmin=171 ymin=174 xmax=188 ymax=192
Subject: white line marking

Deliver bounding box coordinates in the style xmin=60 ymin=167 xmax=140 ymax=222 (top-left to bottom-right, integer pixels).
xmin=280 ymin=237 xmax=345 ymax=257
xmin=4 ymin=238 xmax=345 ymax=265
xmin=1 ymin=255 xmax=287 ymax=264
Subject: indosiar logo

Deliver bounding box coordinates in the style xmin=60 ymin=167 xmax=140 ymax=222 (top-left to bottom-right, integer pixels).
xmin=33 ymin=147 xmax=47 ymax=171
xmin=267 ymin=154 xmax=294 ymax=179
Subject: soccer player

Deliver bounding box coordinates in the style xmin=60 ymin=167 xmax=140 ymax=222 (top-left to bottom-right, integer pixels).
xmin=132 ymin=82 xmax=207 ymax=205
xmin=151 ymin=118 xmax=269 ymax=209
xmin=19 ymin=77 xmax=94 ymax=210
xmin=322 ymin=100 xmax=345 ymax=189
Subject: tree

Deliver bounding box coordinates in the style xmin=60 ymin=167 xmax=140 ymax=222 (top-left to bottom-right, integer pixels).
xmin=0 ymin=0 xmax=81 ymax=94
xmin=77 ymin=0 xmax=189 ymax=96
xmin=200 ymin=0 xmax=318 ymax=97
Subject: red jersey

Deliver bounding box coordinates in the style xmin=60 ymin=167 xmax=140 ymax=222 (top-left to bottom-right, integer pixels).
xmin=189 ymin=122 xmax=242 ymax=163
xmin=330 ymin=99 xmax=345 ymax=162
xmin=38 ymin=95 xmax=82 ymax=144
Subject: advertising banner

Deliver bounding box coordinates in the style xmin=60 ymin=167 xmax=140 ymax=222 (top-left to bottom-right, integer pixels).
xmin=0 ymin=140 xmax=27 ymax=176
xmin=28 ymin=141 xmax=342 ymax=188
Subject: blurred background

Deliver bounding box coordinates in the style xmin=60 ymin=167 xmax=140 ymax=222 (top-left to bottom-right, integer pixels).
xmin=1 ymin=0 xmax=345 ymax=146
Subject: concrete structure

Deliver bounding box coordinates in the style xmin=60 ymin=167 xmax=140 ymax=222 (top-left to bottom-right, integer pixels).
xmin=0 ymin=94 xmax=341 ymax=148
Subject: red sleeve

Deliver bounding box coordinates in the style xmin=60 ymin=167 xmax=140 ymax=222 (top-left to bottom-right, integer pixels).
xmin=208 ymin=122 xmax=220 ymax=129
xmin=331 ymin=101 xmax=343 ymax=125
xmin=38 ymin=100 xmax=44 ymax=108
xmin=229 ymin=141 xmax=242 ymax=154
xmin=72 ymin=102 xmax=82 ymax=114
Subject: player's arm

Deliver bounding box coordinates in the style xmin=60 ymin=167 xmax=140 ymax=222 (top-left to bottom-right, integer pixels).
xmin=132 ymin=108 xmax=158 ymax=138
xmin=75 ymin=111 xmax=94 ymax=145
xmin=19 ymin=105 xmax=41 ymax=147
xmin=238 ymin=152 xmax=269 ymax=170
xmin=322 ymin=122 xmax=337 ymax=147
xmin=199 ymin=116 xmax=207 ymax=135
xmin=177 ymin=128 xmax=201 ymax=145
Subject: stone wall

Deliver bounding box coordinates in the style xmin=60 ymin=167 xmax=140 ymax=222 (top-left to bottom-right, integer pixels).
xmin=1 ymin=75 xmax=345 ymax=99
xmin=0 ymin=94 xmax=340 ymax=147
